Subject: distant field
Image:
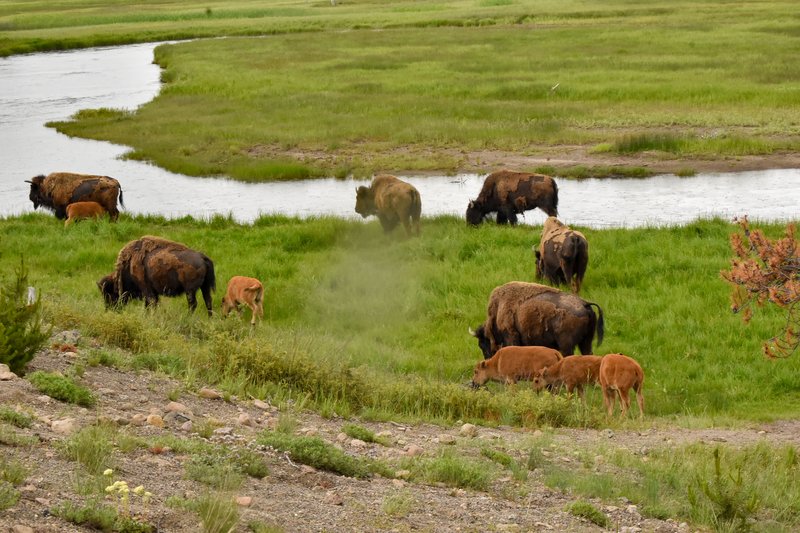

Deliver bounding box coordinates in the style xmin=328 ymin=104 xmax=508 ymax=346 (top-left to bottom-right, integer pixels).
xmin=2 ymin=214 xmax=798 ymax=426
xmin=3 ymin=0 xmax=799 ymax=179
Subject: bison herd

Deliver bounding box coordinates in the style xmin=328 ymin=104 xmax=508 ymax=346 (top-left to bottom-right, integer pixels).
xmin=27 ymin=168 xmax=644 ymax=417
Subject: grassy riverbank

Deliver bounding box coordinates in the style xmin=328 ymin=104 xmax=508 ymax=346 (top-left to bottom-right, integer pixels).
xmin=3 ymin=0 xmax=797 ymax=179
xmin=2 ymin=214 xmax=798 ymax=427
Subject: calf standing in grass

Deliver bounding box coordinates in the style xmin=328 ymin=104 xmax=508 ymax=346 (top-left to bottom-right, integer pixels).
xmin=599 ymin=353 xmax=644 ymax=418
xmin=221 ymin=276 xmax=264 ymax=326
xmin=64 ymin=201 xmax=107 ymax=227
xmin=471 ymin=346 xmax=563 ymax=388
xmin=531 ymin=355 xmax=602 ymax=400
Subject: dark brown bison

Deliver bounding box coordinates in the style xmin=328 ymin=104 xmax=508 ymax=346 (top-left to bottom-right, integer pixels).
xmin=26 ymin=172 xmax=124 ymax=221
xmin=470 ymin=281 xmax=604 ymax=358
xmin=355 ymin=175 xmax=422 ymax=237
xmin=534 ymin=216 xmax=589 ymax=293
xmin=466 ymin=170 xmax=558 ymax=225
xmin=98 ymin=236 xmax=216 ymax=316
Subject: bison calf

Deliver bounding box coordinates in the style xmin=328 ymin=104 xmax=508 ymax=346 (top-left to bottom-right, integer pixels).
xmin=531 ymin=355 xmax=602 ymax=400
xmin=221 ymin=276 xmax=264 ymax=326
xmin=65 ymin=201 xmax=107 ymax=227
xmin=472 ymin=346 xmax=563 ymax=389
xmin=599 ymin=353 xmax=645 ymax=418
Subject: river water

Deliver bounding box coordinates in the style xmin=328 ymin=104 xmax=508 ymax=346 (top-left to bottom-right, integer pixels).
xmin=1 ymin=42 xmax=797 ymax=227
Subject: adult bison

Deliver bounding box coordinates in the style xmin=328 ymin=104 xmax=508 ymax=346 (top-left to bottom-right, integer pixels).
xmin=355 ymin=175 xmax=422 ymax=237
xmin=534 ymin=216 xmax=589 ymax=293
xmin=466 ymin=170 xmax=558 ymax=225
xmin=470 ymin=281 xmax=603 ymax=358
xmin=98 ymin=236 xmax=216 ymax=316
xmin=26 ymin=172 xmax=124 ymax=221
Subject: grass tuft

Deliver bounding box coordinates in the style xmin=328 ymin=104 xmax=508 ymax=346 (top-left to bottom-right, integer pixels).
xmin=27 ymin=371 xmax=96 ymax=407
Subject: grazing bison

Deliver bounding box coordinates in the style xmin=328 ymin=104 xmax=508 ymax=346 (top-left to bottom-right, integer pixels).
xmin=466 ymin=170 xmax=558 ymax=226
xmin=65 ymin=201 xmax=107 ymax=227
xmin=98 ymin=236 xmax=216 ymax=316
xmin=531 ymin=355 xmax=602 ymax=400
xmin=26 ymin=172 xmax=124 ymax=221
xmin=355 ymin=175 xmax=422 ymax=237
xmin=470 ymin=281 xmax=604 ymax=358
xmin=535 ymin=217 xmax=589 ymax=293
xmin=599 ymin=353 xmax=645 ymax=418
xmin=471 ymin=346 xmax=563 ymax=389
xmin=221 ymin=276 xmax=264 ymax=326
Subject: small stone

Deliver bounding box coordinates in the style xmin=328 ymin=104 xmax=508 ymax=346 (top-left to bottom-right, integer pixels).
xmin=336 ymin=432 xmax=348 ymax=443
xmin=34 ymin=497 xmax=50 ymax=506
xmin=758 ymin=430 xmax=767 ymax=435
xmin=20 ymin=485 xmax=37 ymax=493
xmin=180 ymin=421 xmax=193 ymax=432
xmin=534 ymin=523 xmax=553 ymax=530
xmin=602 ymin=429 xmax=615 ymax=439
xmin=165 ymin=401 xmax=190 ymax=414
xmin=237 ymin=413 xmax=253 ymax=427
xmin=300 ymin=465 xmax=317 ymax=474
xmin=235 ymin=496 xmax=252 ymax=507
xmin=130 ymin=414 xmax=147 ymax=426
xmin=146 ymin=414 xmax=165 ymax=428
xmin=0 ymin=363 xmax=10 ymax=373
xmin=324 ymin=491 xmax=343 ymax=506
xmin=36 ymin=395 xmax=52 ymax=404
xmin=198 ymin=387 xmax=221 ymax=400
xmin=51 ymin=418 xmax=78 ymax=435
xmin=253 ymin=399 xmax=270 ymax=410
xmin=404 ymin=444 xmax=424 ymax=457
xmin=12 ymin=526 xmax=35 ymax=533
xmin=459 ymin=423 xmax=478 ymax=437
xmin=213 ymin=427 xmax=233 ymax=435
xmin=63 ymin=351 xmax=78 ymax=359
xmin=350 ymin=438 xmax=367 ymax=448
xmin=438 ymin=434 xmax=456 ymax=445
xmin=392 ymin=479 xmax=406 ymax=488
xmin=0 ymin=371 xmax=17 ymax=380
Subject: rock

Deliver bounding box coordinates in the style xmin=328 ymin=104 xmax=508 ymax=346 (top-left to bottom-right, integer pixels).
xmin=235 ymin=496 xmax=252 ymax=507
xmin=459 ymin=423 xmax=478 ymax=437
xmin=146 ymin=414 xmax=165 ymax=428
xmin=620 ymin=527 xmax=641 ymax=533
xmin=391 ymin=479 xmax=406 ymax=488
xmin=404 ymin=444 xmax=424 ymax=457
xmin=164 ymin=411 xmax=192 ymax=425
xmin=0 ymin=370 xmax=17 ymax=381
xmin=12 ymin=526 xmax=35 ymax=533
xmin=395 ymin=470 xmax=411 ymax=479
xmin=300 ymin=465 xmax=317 ymax=474
xmin=36 ymin=395 xmax=52 ymax=404
xmin=34 ymin=497 xmax=50 ymax=506
xmin=253 ymin=399 xmax=270 ymax=410
xmin=438 ymin=434 xmax=456 ymax=445
xmin=237 ymin=413 xmax=254 ymax=427
xmin=350 ymin=438 xmax=367 ymax=448
xmin=336 ymin=432 xmax=348 ymax=443
xmin=198 ymin=387 xmax=222 ymax=400
xmin=214 ymin=427 xmax=233 ymax=436
xmin=602 ymin=429 xmax=615 ymax=439
xmin=20 ymin=485 xmax=37 ymax=493
xmin=165 ymin=401 xmax=191 ymax=414
xmin=130 ymin=414 xmax=147 ymax=426
xmin=0 ymin=363 xmax=11 ymax=373
xmin=51 ymin=418 xmax=78 ymax=435
xmin=180 ymin=421 xmax=193 ymax=432
xmin=324 ymin=491 xmax=343 ymax=506
xmin=63 ymin=351 xmax=78 ymax=359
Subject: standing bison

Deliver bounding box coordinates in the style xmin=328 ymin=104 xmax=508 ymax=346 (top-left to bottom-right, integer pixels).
xmin=470 ymin=281 xmax=603 ymax=357
xmin=466 ymin=170 xmax=558 ymax=225
xmin=26 ymin=172 xmax=124 ymax=221
xmin=534 ymin=217 xmax=589 ymax=293
xmin=355 ymin=175 xmax=422 ymax=237
xmin=98 ymin=236 xmax=216 ymax=316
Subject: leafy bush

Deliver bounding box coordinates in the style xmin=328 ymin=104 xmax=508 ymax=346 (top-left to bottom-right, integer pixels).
xmin=27 ymin=371 xmax=96 ymax=407
xmin=0 ymin=259 xmax=50 ymax=374
xmin=567 ymin=500 xmax=609 ymax=528
xmin=257 ymin=431 xmax=370 ymax=478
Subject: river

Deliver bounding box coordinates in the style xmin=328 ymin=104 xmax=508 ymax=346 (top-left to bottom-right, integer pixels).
xmin=1 ymin=42 xmax=798 ymax=228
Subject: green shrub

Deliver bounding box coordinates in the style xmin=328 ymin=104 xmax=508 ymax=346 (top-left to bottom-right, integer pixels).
xmin=193 ymin=491 xmax=240 ymax=533
xmin=0 ymin=424 xmax=37 ymax=447
xmin=0 ymin=482 xmax=20 ymax=511
xmin=52 ymin=500 xmax=154 ymax=533
xmin=257 ymin=431 xmax=370 ymax=478
xmin=342 ymin=423 xmax=389 ymax=446
xmin=59 ymin=425 xmax=115 ymax=475
xmin=0 ymin=406 xmax=33 ymax=428
xmin=185 ymin=456 xmax=245 ymax=491
xmin=410 ymin=449 xmax=492 ymax=491
xmin=0 ymin=455 xmax=28 ymax=486
xmin=27 ymin=371 xmax=96 ymax=407
xmin=481 ymin=447 xmax=527 ymax=481
xmin=567 ymin=500 xmax=609 ymax=528
xmin=0 ymin=259 xmax=50 ymax=374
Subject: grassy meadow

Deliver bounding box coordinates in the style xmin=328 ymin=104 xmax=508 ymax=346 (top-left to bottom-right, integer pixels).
xmin=1 ymin=213 xmax=798 ymax=427
xmin=2 ymin=0 xmax=798 ymax=179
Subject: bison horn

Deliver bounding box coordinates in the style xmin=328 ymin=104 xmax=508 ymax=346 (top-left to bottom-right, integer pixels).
xmin=468 ymin=327 xmax=476 ymax=337
xmin=24 ymin=180 xmax=33 ymax=183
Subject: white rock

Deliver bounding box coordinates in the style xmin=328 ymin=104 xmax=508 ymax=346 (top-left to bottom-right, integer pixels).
xmin=130 ymin=414 xmax=147 ymax=426
xmin=438 ymin=434 xmax=456 ymax=445
xmin=12 ymin=525 xmax=35 ymax=533
xmin=51 ymin=418 xmax=78 ymax=435
xmin=0 ymin=363 xmax=10 ymax=373
xmin=459 ymin=423 xmax=478 ymax=437
xmin=235 ymin=496 xmax=252 ymax=507
xmin=336 ymin=432 xmax=348 ymax=443
xmin=165 ymin=401 xmax=190 ymax=414
xmin=253 ymin=399 xmax=270 ymax=410
xmin=0 ymin=371 xmax=17 ymax=380
xmin=198 ymin=387 xmax=222 ymax=400
xmin=404 ymin=444 xmax=424 ymax=457
xmin=350 ymin=438 xmax=367 ymax=448
xmin=237 ymin=413 xmax=253 ymax=427
xmin=324 ymin=491 xmax=343 ymax=506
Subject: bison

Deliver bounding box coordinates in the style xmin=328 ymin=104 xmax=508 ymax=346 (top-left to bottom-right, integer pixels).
xmin=466 ymin=170 xmax=558 ymax=225
xmin=221 ymin=276 xmax=265 ymax=326
xmin=470 ymin=281 xmax=604 ymax=358
xmin=471 ymin=345 xmax=563 ymax=389
xmin=531 ymin=355 xmax=603 ymax=400
xmin=98 ymin=236 xmax=216 ymax=316
xmin=65 ymin=201 xmax=107 ymax=227
xmin=534 ymin=217 xmax=589 ymax=293
xmin=355 ymin=175 xmax=422 ymax=237
xmin=26 ymin=172 xmax=124 ymax=221
xmin=599 ymin=353 xmax=645 ymax=418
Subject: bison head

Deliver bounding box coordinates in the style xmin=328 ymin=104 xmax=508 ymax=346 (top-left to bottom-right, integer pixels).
xmin=469 ymin=324 xmax=493 ymax=359
xmin=354 ymin=186 xmax=375 ymax=218
xmin=471 ymin=360 xmax=490 ymax=389
xmin=465 ymin=200 xmax=484 ymax=226
xmin=97 ymin=274 xmax=119 ymax=308
xmin=25 ymin=175 xmax=46 ymax=210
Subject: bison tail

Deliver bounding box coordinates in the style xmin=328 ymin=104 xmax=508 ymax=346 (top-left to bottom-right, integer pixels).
xmin=410 ymin=189 xmax=422 ymax=221
xmin=587 ymin=302 xmax=604 ymax=347
xmin=118 ymin=186 xmax=125 ymax=209
xmin=550 ymin=178 xmax=559 ymax=217
xmin=202 ymin=256 xmax=216 ymax=293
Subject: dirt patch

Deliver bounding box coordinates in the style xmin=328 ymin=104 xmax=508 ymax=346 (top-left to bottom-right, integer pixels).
xmin=1 ymin=332 xmax=794 ymax=532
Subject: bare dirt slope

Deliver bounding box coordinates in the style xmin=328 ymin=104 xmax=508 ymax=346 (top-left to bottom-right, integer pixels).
xmin=2 ymin=331 xmax=797 ymax=533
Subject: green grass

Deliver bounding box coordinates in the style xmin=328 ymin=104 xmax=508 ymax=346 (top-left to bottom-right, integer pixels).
xmin=4 ymin=0 xmax=796 ymax=179
xmin=0 ymin=407 xmax=33 ymax=429
xmin=566 ymin=500 xmax=609 ymax=528
xmin=406 ymin=448 xmax=493 ymax=491
xmin=256 ymin=430 xmax=372 ymax=478
xmin=58 ymin=424 xmax=116 ymax=475
xmin=27 ymin=371 xmax=96 ymax=407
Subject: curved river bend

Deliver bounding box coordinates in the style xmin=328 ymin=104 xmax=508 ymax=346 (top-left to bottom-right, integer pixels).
xmin=1 ymin=43 xmax=798 ymax=228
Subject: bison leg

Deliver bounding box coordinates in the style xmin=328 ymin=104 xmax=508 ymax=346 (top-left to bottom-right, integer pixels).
xmin=602 ymin=387 xmax=615 ymax=416
xmin=495 ymin=211 xmax=509 ymax=224
xmin=635 ymin=383 xmax=645 ymax=418
xmin=186 ymin=291 xmax=198 ymax=313
xmin=201 ymin=287 xmax=213 ymax=317
xmin=618 ymin=388 xmax=631 ymax=417
xmin=144 ymin=293 xmax=159 ymax=309
xmin=577 ymin=335 xmax=593 ymax=356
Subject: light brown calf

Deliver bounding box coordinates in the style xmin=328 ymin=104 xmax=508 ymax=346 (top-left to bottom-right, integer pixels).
xmin=599 ymin=353 xmax=644 ymax=418
xmin=221 ymin=276 xmax=264 ymax=326
xmin=64 ymin=201 xmax=107 ymax=227
xmin=471 ymin=346 xmax=563 ymax=388
xmin=531 ymin=355 xmax=602 ymax=400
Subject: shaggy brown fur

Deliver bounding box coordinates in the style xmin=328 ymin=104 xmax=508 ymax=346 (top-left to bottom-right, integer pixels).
xmin=221 ymin=276 xmax=264 ymax=326
xmin=355 ymin=175 xmax=422 ymax=237
xmin=27 ymin=172 xmax=123 ymax=220
xmin=599 ymin=353 xmax=645 ymax=418
xmin=466 ymin=170 xmax=558 ymax=225
xmin=64 ymin=201 xmax=107 ymax=227
xmin=531 ymin=355 xmax=602 ymax=400
xmin=471 ymin=346 xmax=563 ymax=388
xmin=471 ymin=281 xmax=604 ymax=358
xmin=98 ymin=236 xmax=216 ymax=316
xmin=535 ymin=217 xmax=589 ymax=293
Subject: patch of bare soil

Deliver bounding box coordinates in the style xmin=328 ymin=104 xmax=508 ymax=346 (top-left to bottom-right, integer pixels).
xmin=1 ymin=331 xmax=795 ymax=532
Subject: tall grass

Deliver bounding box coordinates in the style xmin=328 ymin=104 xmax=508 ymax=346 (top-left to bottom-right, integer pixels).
xmin=1 ymin=213 xmax=798 ymax=425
